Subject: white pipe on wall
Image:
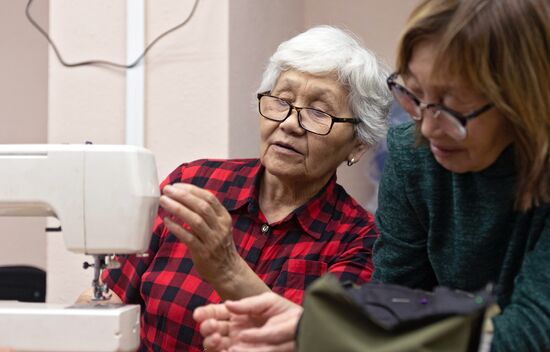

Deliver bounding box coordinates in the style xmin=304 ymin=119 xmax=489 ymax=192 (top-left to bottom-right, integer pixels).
xmin=125 ymin=0 xmax=145 ymax=147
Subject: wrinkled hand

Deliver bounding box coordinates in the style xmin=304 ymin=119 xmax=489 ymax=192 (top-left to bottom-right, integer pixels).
xmin=194 ymin=292 xmax=304 ymax=352
xmin=160 ymin=183 xmax=240 ymax=284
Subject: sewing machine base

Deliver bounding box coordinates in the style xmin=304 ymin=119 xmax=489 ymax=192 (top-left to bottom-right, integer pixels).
xmin=0 ymin=302 xmax=140 ymax=352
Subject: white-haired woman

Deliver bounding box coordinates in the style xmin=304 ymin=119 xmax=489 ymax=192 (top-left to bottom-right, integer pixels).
xmin=78 ymin=26 xmax=391 ymax=352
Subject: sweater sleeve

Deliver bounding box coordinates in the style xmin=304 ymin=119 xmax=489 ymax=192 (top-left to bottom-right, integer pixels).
xmin=372 ymin=125 xmax=437 ymax=289
xmin=491 ymin=217 xmax=550 ymax=352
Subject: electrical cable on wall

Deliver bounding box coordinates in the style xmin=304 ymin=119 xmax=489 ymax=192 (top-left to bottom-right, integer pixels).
xmin=25 ymin=0 xmax=200 ymax=69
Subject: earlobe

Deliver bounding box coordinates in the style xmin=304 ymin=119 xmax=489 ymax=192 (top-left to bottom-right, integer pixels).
xmin=347 ymin=143 xmax=368 ymax=166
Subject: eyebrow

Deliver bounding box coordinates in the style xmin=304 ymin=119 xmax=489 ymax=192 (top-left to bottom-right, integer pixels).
xmin=404 ymin=71 xmax=482 ymax=107
xmin=273 ymin=77 xmax=341 ymax=109
xmin=405 ymin=68 xmax=461 ymax=92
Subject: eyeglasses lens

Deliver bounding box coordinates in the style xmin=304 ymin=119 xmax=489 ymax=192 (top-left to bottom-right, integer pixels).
xmin=437 ymin=111 xmax=467 ymax=141
xmin=391 ymin=86 xmax=421 ymax=120
xmin=390 ymin=80 xmax=468 ymax=141
xmin=300 ymin=109 xmax=331 ymax=134
xmin=261 ymin=96 xmax=290 ymax=121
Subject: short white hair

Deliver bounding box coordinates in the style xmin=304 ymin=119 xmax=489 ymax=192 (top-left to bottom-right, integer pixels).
xmin=258 ymin=25 xmax=392 ymax=146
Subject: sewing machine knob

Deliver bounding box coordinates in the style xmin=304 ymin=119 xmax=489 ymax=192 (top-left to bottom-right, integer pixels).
xmin=82 ymin=261 xmax=93 ymax=269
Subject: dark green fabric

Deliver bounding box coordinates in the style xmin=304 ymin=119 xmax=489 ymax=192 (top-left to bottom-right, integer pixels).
xmin=297 ymin=274 xmax=487 ymax=352
xmin=373 ymin=122 xmax=550 ymax=352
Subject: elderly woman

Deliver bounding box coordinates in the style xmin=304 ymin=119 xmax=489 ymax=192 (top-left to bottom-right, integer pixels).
xmin=78 ymin=26 xmax=391 ymax=351
xmin=194 ymin=1 xmax=550 ymax=351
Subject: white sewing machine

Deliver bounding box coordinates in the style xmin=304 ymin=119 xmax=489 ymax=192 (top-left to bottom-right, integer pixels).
xmin=0 ymin=144 xmax=160 ymax=352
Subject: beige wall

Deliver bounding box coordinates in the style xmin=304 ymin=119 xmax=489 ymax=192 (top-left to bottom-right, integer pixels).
xmin=147 ymin=0 xmax=230 ymax=178
xmin=305 ymin=0 xmax=417 ymax=65
xmin=0 ymin=0 xmax=49 ymax=270
xmin=228 ymin=1 xmax=305 ymax=158
xmin=0 ymin=0 xmax=417 ymax=302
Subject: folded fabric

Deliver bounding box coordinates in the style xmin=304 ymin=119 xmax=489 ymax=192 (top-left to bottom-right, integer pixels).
xmin=297 ymin=274 xmax=498 ymax=352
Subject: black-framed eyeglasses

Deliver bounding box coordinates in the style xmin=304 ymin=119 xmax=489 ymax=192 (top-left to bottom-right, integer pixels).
xmin=386 ymin=72 xmax=494 ymax=141
xmin=257 ymin=92 xmax=359 ymax=136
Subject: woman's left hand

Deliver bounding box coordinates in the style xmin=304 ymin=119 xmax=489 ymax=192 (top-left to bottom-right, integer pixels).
xmin=159 ymin=183 xmax=240 ymax=284
xmin=194 ymin=292 xmax=302 ymax=352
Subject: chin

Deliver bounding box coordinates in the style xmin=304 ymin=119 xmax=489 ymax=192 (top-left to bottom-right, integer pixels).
xmin=263 ymin=158 xmax=304 ymax=179
xmin=434 ymin=156 xmax=472 ymax=174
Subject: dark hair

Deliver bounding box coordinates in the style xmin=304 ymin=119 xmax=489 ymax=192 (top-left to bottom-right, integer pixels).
xmin=397 ymin=0 xmax=550 ymax=211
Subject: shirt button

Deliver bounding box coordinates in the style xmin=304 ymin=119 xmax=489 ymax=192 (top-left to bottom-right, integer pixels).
xmin=261 ymin=224 xmax=270 ymax=234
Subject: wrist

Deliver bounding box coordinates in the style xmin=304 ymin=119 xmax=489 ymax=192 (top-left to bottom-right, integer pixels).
xmin=214 ymin=255 xmax=248 ymax=287
xmin=210 ymin=256 xmax=269 ymax=300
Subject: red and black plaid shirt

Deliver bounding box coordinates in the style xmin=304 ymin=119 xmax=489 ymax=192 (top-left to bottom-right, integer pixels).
xmin=103 ymin=158 xmax=377 ymax=352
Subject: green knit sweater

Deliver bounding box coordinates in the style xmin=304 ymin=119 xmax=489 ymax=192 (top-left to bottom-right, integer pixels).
xmin=373 ymin=123 xmax=550 ymax=352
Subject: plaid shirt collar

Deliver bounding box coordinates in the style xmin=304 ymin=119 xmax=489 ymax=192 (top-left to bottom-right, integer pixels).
xmin=224 ymin=159 xmax=338 ymax=240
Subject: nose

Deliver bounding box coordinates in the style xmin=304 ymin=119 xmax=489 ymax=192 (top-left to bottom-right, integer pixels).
xmin=279 ymin=107 xmax=306 ymax=135
xmin=419 ymin=107 xmax=445 ymax=139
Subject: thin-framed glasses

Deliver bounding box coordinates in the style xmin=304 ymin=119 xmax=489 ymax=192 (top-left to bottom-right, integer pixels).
xmin=386 ymin=72 xmax=494 ymax=141
xmin=257 ymin=92 xmax=359 ymax=136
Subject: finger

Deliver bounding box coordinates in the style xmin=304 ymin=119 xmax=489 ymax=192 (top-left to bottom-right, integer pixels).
xmin=229 ymin=313 xmax=254 ymax=326
xmin=203 ymin=332 xmax=231 ymax=352
xmin=171 ymin=183 xmax=227 ymax=218
xmin=165 ymin=183 xmax=224 ymax=220
xmin=194 ymin=304 xmax=231 ymax=323
xmin=203 ymin=332 xmax=221 ymax=349
xmin=224 ymin=292 xmax=279 ymax=316
xmin=238 ymin=317 xmax=298 ymax=345
xmin=257 ymin=308 xmax=301 ymax=326
xmin=163 ymin=217 xmax=204 ymax=250
xmin=159 ymin=194 xmax=213 ymax=238
xmin=200 ymin=319 xmax=231 ymax=338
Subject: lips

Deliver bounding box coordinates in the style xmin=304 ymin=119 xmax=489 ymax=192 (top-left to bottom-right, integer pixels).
xmin=430 ymin=143 xmax=461 ymax=158
xmin=272 ymin=141 xmax=302 ymax=155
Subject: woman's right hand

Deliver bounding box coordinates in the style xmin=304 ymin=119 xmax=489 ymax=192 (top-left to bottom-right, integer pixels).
xmin=160 ymin=183 xmax=271 ymax=300
xmin=194 ymin=292 xmax=303 ymax=352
